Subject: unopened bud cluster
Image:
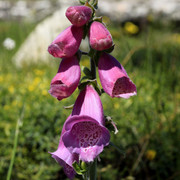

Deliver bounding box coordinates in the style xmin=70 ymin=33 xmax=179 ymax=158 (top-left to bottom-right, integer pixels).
xmin=47 ymin=1 xmax=137 ymax=179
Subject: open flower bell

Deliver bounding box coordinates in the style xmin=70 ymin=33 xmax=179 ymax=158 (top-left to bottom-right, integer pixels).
xmin=62 ymin=86 xmax=110 ymax=162
xmin=66 ymin=6 xmax=92 ymax=27
xmin=51 ymin=117 xmax=79 ymax=180
xmin=89 ymin=21 xmax=113 ymax=51
xmin=98 ymin=52 xmax=137 ymax=98
xmin=48 ymin=25 xmax=83 ymax=58
xmin=49 ymin=56 xmax=81 ymax=101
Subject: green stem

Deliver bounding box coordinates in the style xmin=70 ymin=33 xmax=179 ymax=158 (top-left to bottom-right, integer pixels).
xmin=89 ymin=158 xmax=97 ymax=180
xmin=6 ymin=105 xmax=25 ymax=180
xmin=90 ymin=57 xmax=96 ymax=80
xmin=83 ymin=159 xmax=97 ymax=180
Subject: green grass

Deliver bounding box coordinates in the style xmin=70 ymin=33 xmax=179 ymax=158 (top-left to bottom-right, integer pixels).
xmin=0 ymin=20 xmax=180 ymax=180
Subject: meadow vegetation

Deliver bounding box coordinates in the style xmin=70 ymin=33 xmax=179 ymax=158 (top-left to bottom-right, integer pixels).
xmin=0 ymin=19 xmax=179 ymax=180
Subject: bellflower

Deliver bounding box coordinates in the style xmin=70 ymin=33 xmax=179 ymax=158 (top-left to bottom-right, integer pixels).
xmin=49 ymin=56 xmax=81 ymax=101
xmin=51 ymin=116 xmax=79 ymax=180
xmin=66 ymin=6 xmax=92 ymax=27
xmin=48 ymin=25 xmax=83 ymax=58
xmin=62 ymin=85 xmax=110 ymax=162
xmin=98 ymin=52 xmax=137 ymax=98
xmin=89 ymin=21 xmax=113 ymax=51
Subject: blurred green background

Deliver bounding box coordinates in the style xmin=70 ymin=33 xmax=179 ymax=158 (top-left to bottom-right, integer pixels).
xmin=0 ymin=2 xmax=180 ymax=180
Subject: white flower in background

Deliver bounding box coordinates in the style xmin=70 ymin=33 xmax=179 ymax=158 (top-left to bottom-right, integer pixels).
xmin=3 ymin=38 xmax=16 ymax=50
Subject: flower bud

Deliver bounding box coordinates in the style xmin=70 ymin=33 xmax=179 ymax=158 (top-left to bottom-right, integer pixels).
xmin=66 ymin=6 xmax=92 ymax=27
xmin=48 ymin=25 xmax=83 ymax=58
xmin=98 ymin=52 xmax=137 ymax=98
xmin=89 ymin=21 xmax=113 ymax=51
xmin=49 ymin=56 xmax=81 ymax=101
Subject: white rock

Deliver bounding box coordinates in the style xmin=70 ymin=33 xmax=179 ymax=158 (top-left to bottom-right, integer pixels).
xmin=13 ymin=6 xmax=71 ymax=67
xmin=0 ymin=1 xmax=10 ymax=9
xmin=33 ymin=1 xmax=51 ymax=11
xmin=10 ymin=1 xmax=30 ymax=17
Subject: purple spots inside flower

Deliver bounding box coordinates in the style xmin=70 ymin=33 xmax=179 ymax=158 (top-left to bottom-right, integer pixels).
xmin=112 ymin=77 xmax=137 ymax=98
xmin=72 ymin=121 xmax=102 ymax=148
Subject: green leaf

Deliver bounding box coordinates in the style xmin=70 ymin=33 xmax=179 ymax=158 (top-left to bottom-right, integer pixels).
xmin=72 ymin=162 xmax=83 ymax=175
xmin=93 ymin=16 xmax=103 ymax=23
xmin=78 ymin=81 xmax=89 ymax=90
xmin=79 ymin=0 xmax=86 ymax=5
xmin=72 ymin=161 xmax=88 ymax=175
xmin=81 ymin=161 xmax=87 ymax=171
xmin=80 ymin=76 xmax=90 ymax=83
xmin=104 ymin=44 xmax=115 ymax=53
xmin=85 ymin=1 xmax=95 ymax=11
xmin=82 ymin=66 xmax=92 ymax=77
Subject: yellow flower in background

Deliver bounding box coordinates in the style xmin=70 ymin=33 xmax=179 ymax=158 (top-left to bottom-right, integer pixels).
xmin=124 ymin=22 xmax=139 ymax=35
xmin=12 ymin=100 xmax=18 ymax=106
xmin=145 ymin=149 xmax=156 ymax=161
xmin=147 ymin=14 xmax=154 ymax=22
xmin=0 ymin=76 xmax=3 ymax=82
xmin=8 ymin=85 xmax=15 ymax=94
xmin=33 ymin=77 xmax=41 ymax=85
xmin=42 ymin=90 xmax=48 ymax=96
xmin=28 ymin=77 xmax=42 ymax=92
xmin=171 ymin=33 xmax=180 ymax=44
xmin=12 ymin=100 xmax=22 ymax=107
xmin=6 ymin=74 xmax=12 ymax=80
xmin=4 ymin=105 xmax=10 ymax=110
xmin=28 ymin=85 xmax=35 ymax=92
xmin=114 ymin=102 xmax=120 ymax=109
xmin=34 ymin=69 xmax=44 ymax=76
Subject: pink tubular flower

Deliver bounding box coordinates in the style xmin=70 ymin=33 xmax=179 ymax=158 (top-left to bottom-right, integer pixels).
xmin=50 ymin=117 xmax=79 ymax=180
xmin=48 ymin=25 xmax=83 ymax=58
xmin=66 ymin=6 xmax=92 ymax=27
xmin=89 ymin=21 xmax=113 ymax=51
xmin=49 ymin=56 xmax=81 ymax=101
xmin=62 ymin=85 xmax=110 ymax=162
xmin=98 ymin=52 xmax=137 ymax=98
